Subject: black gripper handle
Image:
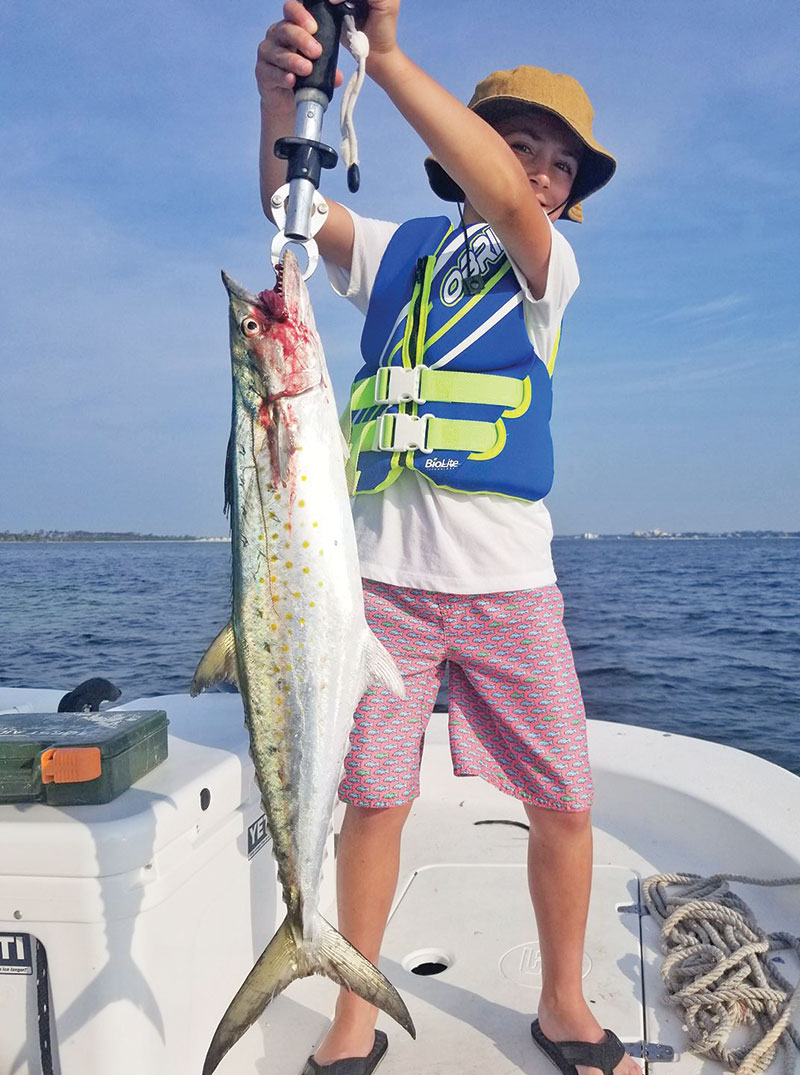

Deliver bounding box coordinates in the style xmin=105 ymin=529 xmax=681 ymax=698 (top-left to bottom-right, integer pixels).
xmin=296 ymin=1 xmax=346 ymax=104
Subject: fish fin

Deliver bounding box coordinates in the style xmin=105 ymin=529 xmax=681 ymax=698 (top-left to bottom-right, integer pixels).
xmin=202 ymin=915 xmax=415 ymax=1075
xmin=363 ymin=630 xmax=406 ymax=700
xmin=315 ymin=915 xmax=415 ymax=1037
xmin=202 ymin=917 xmax=298 ymax=1075
xmin=190 ymin=621 xmax=239 ymax=696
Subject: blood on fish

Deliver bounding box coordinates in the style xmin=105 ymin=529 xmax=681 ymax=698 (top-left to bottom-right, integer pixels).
xmin=259 ymin=400 xmax=272 ymax=430
xmin=257 ymin=289 xmax=287 ymax=322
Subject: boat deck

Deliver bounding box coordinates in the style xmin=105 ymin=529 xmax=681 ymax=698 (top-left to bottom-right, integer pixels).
xmin=1 ymin=690 xmax=798 ymax=1074
xmin=247 ymin=713 xmax=800 ymax=1075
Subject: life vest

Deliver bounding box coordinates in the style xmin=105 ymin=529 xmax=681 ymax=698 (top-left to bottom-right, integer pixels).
xmin=345 ymin=216 xmax=561 ymax=502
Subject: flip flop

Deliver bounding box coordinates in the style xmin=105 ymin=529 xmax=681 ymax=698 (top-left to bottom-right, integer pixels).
xmin=531 ymin=1018 xmax=627 ymax=1074
xmin=301 ymin=1031 xmax=388 ymax=1075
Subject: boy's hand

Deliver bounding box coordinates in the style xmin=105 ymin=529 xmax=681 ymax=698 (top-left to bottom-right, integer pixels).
xmin=328 ymin=0 xmax=400 ymax=66
xmin=256 ymin=1 xmax=345 ymax=110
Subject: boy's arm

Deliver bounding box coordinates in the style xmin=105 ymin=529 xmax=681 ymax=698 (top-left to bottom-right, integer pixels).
xmin=256 ymin=2 xmax=355 ymax=272
xmin=330 ymin=0 xmax=554 ymax=298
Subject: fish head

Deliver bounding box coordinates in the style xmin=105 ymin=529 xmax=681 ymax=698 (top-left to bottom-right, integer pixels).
xmin=222 ymin=251 xmax=322 ymax=404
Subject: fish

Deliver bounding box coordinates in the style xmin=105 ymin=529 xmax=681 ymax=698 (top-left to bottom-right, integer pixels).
xmin=191 ymin=251 xmax=415 ymax=1075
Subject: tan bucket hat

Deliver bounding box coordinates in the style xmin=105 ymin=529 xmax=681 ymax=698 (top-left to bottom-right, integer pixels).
xmin=425 ymin=66 xmax=616 ymax=222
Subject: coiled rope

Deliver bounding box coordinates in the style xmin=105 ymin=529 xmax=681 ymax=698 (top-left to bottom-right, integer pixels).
xmin=642 ymin=872 xmax=800 ymax=1074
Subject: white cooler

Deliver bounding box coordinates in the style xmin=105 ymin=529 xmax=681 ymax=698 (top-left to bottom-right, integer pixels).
xmin=0 ymin=691 xmax=334 ymax=1075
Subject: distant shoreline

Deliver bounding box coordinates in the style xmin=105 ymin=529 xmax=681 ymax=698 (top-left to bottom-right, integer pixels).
xmin=2 ymin=530 xmax=798 ymax=543
xmin=0 ymin=532 xmax=229 ymax=543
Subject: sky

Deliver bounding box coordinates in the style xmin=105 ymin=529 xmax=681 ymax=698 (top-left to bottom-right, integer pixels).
xmin=2 ymin=0 xmax=798 ymax=537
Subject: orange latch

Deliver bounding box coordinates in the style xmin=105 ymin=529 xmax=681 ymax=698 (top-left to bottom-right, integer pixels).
xmin=41 ymin=747 xmax=102 ymax=784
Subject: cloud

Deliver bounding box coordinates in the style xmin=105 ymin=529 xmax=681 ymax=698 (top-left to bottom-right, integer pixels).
xmin=647 ymin=294 xmax=748 ymax=325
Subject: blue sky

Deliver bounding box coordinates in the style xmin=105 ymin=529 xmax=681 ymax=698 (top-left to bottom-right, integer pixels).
xmin=2 ymin=0 xmax=798 ymax=536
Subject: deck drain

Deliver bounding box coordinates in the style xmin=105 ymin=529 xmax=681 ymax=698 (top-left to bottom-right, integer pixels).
xmin=402 ymin=948 xmax=453 ymax=976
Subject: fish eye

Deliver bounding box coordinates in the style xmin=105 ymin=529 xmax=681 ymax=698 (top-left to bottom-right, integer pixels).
xmin=241 ymin=317 xmax=262 ymax=337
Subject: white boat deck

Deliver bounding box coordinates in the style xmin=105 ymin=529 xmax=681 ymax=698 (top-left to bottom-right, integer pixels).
xmin=1 ymin=689 xmax=798 ymax=1075
xmin=248 ymin=713 xmax=800 ymax=1075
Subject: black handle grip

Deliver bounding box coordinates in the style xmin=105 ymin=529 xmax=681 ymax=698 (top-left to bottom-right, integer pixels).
xmin=296 ymin=1 xmax=346 ymax=104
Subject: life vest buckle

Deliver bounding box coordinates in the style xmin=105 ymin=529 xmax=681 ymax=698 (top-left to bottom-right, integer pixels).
xmin=376 ymin=412 xmax=432 ymax=454
xmin=374 ymin=366 xmax=426 ymax=405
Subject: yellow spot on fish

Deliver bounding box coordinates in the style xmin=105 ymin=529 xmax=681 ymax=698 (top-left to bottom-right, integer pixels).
xmin=319 ymin=549 xmax=324 ymax=556
xmin=270 ymin=624 xmax=278 ymax=632
xmin=270 ymin=555 xmax=278 ymax=562
xmin=274 ymin=493 xmax=281 ymax=500
xmin=318 ymin=581 xmax=324 ymax=587
xmin=285 ymin=613 xmax=292 ymax=621
xmin=276 ymin=713 xmax=284 ymax=723
xmin=298 ymin=500 xmax=305 ymax=507
xmin=310 ymin=601 xmax=316 ymax=608
xmin=286 ymin=663 xmax=292 ymax=671
xmin=301 ymin=476 xmax=307 ymax=482
xmin=258 ymin=533 xmax=264 ymax=540
xmin=313 ymin=522 xmax=318 ymax=528
xmin=259 ymin=577 xmax=265 ymax=584
xmin=303 ymin=567 xmax=310 ymax=574
xmin=270 ymin=575 xmax=277 ymax=583
xmin=284 ymin=523 xmax=291 ymax=530
xmin=271 ymin=533 xmax=278 ymax=540
xmin=272 ymin=595 xmax=280 ymax=603
xmin=281 ymin=646 xmax=289 ymax=653
xmin=302 ymin=541 xmax=309 ymax=548
xmin=276 ymin=697 xmax=283 ymax=705
xmin=293 ymin=592 xmax=300 ymax=598
xmin=286 ymin=561 xmax=293 ymax=568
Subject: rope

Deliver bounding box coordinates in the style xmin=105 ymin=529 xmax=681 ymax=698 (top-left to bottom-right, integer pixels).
xmin=642 ymin=872 xmax=800 ymax=1074
xmin=339 ymin=14 xmax=369 ymax=185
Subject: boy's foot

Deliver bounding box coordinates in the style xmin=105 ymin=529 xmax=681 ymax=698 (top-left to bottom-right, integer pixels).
xmin=301 ymin=1030 xmax=387 ymax=1075
xmin=534 ymin=1001 xmax=642 ymax=1075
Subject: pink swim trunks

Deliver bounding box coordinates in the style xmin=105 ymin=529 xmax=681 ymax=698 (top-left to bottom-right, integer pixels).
xmin=340 ymin=581 xmax=593 ymax=812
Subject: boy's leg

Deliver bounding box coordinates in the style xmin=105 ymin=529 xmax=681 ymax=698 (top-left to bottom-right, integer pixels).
xmin=313 ymin=801 xmax=413 ymax=1064
xmin=444 ymin=587 xmax=640 ymax=1073
xmin=312 ymin=581 xmax=445 ymax=1066
xmin=525 ymin=803 xmax=641 ymax=1075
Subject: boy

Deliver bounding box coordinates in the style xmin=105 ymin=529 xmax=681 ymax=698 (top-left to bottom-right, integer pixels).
xmin=257 ymin=4 xmax=638 ymax=1074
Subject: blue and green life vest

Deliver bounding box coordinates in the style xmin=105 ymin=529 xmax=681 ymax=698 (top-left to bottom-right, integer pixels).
xmin=344 ymin=216 xmax=562 ymax=502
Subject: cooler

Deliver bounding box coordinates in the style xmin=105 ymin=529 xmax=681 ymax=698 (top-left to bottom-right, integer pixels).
xmin=0 ymin=690 xmax=335 ymax=1075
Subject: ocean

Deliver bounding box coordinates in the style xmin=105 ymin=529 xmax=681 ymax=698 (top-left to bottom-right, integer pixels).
xmin=2 ymin=537 xmax=798 ymax=776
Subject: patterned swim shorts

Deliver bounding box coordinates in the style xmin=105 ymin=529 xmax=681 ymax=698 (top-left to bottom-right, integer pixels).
xmin=340 ymin=581 xmax=593 ymax=812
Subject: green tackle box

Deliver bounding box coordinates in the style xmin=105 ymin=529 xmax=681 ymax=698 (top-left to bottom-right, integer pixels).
xmin=0 ymin=710 xmax=168 ymax=806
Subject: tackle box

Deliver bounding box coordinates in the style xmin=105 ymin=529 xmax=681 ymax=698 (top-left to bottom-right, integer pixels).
xmin=0 ymin=709 xmax=168 ymax=805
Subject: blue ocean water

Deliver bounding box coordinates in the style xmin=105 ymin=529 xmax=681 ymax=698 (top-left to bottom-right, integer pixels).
xmin=1 ymin=537 xmax=798 ymax=776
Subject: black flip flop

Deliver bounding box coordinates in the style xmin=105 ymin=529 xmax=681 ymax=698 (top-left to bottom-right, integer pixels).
xmin=531 ymin=1018 xmax=627 ymax=1074
xmin=301 ymin=1030 xmax=388 ymax=1075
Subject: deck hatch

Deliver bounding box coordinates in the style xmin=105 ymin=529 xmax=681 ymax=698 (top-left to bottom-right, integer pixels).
xmin=381 ymin=864 xmax=645 ymax=1072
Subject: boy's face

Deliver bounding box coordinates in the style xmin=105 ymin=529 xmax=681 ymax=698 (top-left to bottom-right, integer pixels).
xmin=491 ymin=109 xmax=583 ymax=220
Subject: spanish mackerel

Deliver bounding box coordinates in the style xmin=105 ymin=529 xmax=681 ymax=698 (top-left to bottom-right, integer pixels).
xmin=192 ymin=252 xmax=414 ymax=1074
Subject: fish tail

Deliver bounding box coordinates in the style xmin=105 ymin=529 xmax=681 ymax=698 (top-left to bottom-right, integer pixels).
xmin=314 ymin=915 xmax=416 ymax=1037
xmin=202 ymin=914 xmax=415 ymax=1075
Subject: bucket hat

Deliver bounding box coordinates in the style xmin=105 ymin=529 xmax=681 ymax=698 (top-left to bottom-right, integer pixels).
xmin=425 ymin=66 xmax=616 ymax=222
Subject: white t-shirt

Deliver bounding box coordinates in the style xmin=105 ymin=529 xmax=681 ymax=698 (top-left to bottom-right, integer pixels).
xmin=325 ymin=208 xmax=579 ymax=594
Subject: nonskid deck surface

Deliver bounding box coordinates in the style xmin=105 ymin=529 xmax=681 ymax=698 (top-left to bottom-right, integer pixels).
xmin=2 ymin=691 xmax=798 ymax=1075
xmin=239 ymin=715 xmax=800 ymax=1075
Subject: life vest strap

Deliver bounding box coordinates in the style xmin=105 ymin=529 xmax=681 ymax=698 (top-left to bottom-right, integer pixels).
xmin=353 ymin=413 xmax=501 ymax=455
xmin=350 ymin=367 xmax=526 ymax=410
